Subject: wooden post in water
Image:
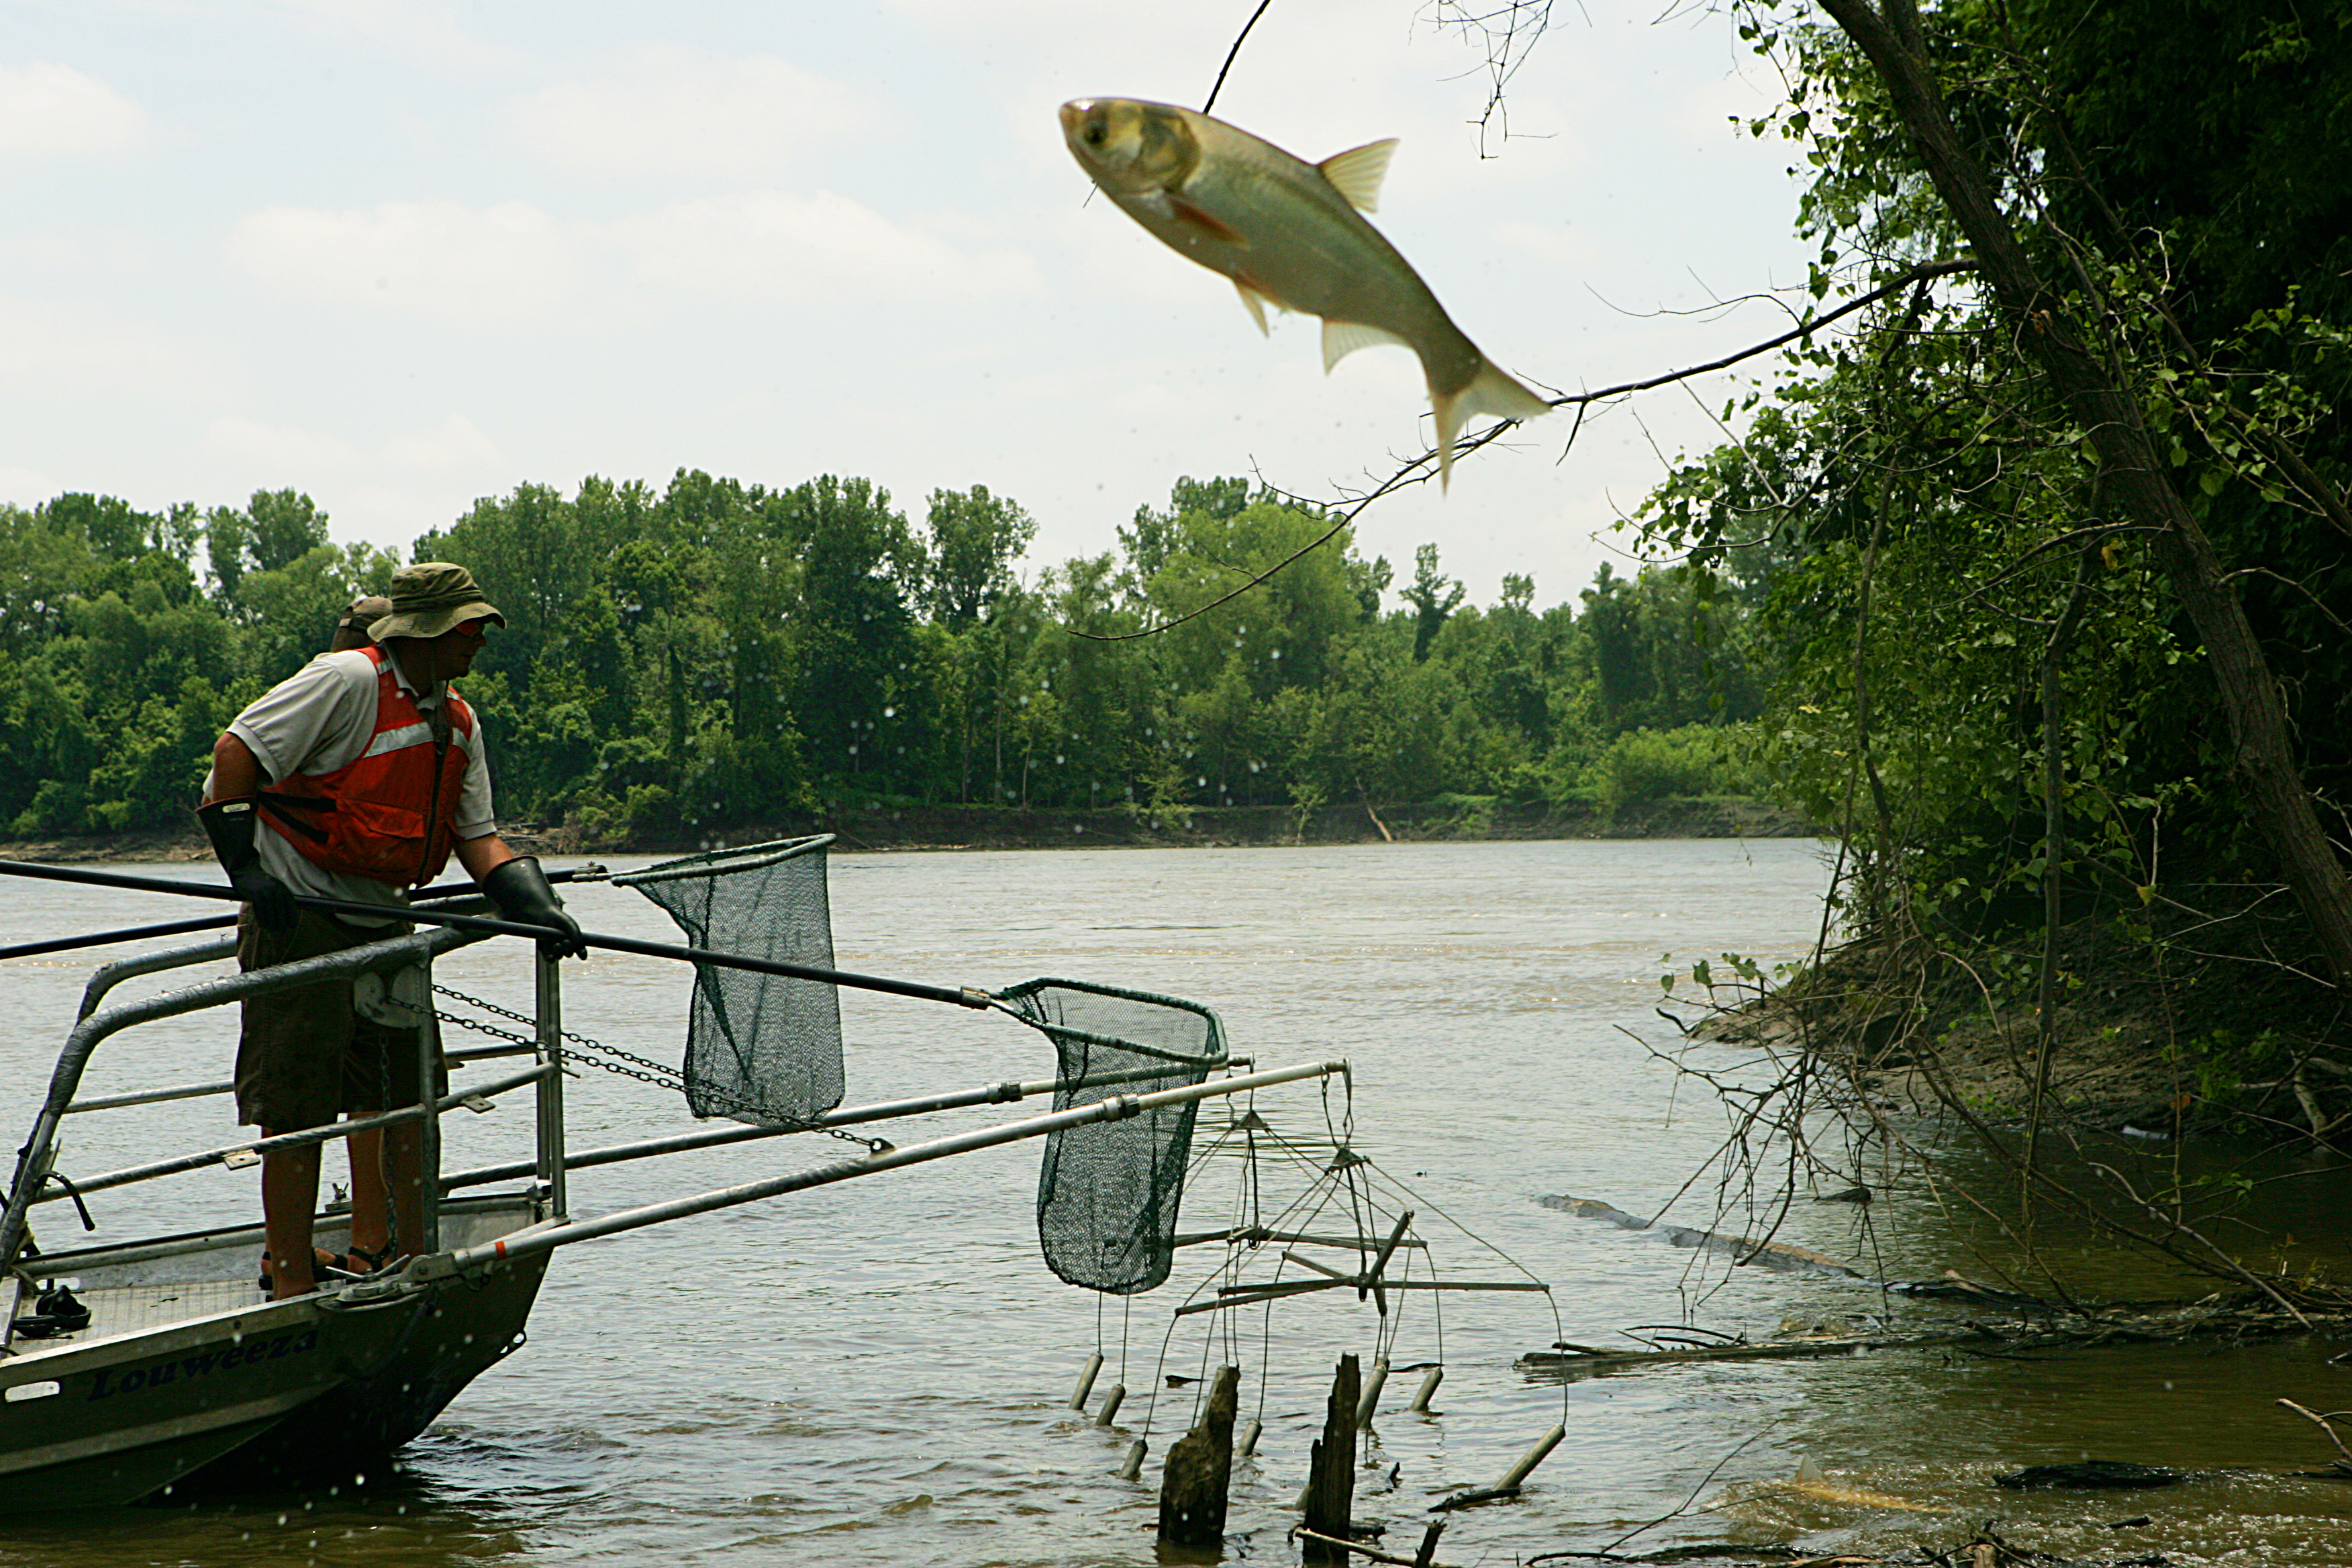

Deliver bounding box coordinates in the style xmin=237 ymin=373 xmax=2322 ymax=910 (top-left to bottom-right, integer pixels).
xmin=1300 ymin=1353 xmax=1359 ymax=1565
xmin=1157 ymin=1365 xmax=1240 ymax=1547
xmin=1407 ymin=1366 xmax=1444 ymax=1414
xmin=1069 ymin=1351 xmax=1104 ymax=1411
xmin=1355 ymin=1357 xmax=1390 ymax=1428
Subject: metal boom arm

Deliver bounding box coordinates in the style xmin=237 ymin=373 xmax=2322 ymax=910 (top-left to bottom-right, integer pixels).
xmin=403 ymin=1061 xmax=1349 ymax=1279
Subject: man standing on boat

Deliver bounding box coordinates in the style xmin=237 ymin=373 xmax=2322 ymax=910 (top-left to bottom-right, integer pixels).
xmin=198 ymin=562 xmax=586 ymax=1300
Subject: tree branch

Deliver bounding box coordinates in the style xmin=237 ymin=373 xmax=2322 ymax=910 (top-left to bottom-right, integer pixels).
xmin=1546 ymin=258 xmax=1978 ymax=408
xmin=1202 ymin=0 xmax=1277 ymax=115
xmin=1071 ymin=259 xmax=1977 ymax=643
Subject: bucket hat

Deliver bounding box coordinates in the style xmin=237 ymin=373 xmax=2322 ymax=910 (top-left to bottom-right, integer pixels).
xmin=369 ymin=563 xmax=507 ymax=642
xmin=330 ymin=594 xmax=395 ymax=652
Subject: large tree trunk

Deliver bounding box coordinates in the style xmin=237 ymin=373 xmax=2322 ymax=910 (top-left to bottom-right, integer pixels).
xmin=1816 ymin=0 xmax=2352 ymax=991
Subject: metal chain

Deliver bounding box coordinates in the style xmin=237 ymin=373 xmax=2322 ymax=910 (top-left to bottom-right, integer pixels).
xmin=422 ymin=983 xmax=885 ymax=1153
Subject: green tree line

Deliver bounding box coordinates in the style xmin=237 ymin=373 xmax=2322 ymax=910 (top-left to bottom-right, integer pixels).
xmin=0 ymin=474 xmax=1772 ymax=842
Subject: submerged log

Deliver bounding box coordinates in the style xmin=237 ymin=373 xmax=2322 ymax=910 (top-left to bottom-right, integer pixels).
xmin=1520 ymin=1289 xmax=2352 ymax=1382
xmin=1995 ymin=1460 xmax=2188 ymax=1490
xmin=1301 ymin=1353 xmax=1360 ymax=1565
xmin=1538 ymin=1195 xmax=1861 ymax=1277
xmin=1157 ymin=1364 xmax=1240 ymax=1547
xmin=1292 ymin=1524 xmax=1451 ymax=1567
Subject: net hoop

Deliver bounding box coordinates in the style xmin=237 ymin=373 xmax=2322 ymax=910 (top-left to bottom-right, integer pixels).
xmin=996 ymin=977 xmax=1228 ymax=1069
xmin=614 ymin=834 xmax=835 ymax=889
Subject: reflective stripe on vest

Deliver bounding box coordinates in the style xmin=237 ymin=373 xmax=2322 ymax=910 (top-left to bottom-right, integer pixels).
xmin=259 ymin=646 xmax=477 ymax=888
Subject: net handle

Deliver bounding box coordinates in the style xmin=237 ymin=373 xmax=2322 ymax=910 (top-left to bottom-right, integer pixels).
xmin=611 ymin=834 xmax=834 ymax=888
xmin=0 ymin=859 xmax=985 ymax=1010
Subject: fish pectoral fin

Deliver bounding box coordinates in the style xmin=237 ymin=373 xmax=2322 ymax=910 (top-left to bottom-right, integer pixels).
xmin=1320 ymin=317 xmax=1412 ymax=374
xmin=1233 ymin=279 xmax=1275 ymax=336
xmin=1318 ymin=138 xmax=1399 ymax=213
xmin=1166 ymin=195 xmax=1246 ymax=244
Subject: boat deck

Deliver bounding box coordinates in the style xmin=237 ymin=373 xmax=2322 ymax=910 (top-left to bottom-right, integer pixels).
xmin=71 ymin=1277 xmax=262 ymax=1340
xmin=6 ymin=1193 xmax=540 ymax=1359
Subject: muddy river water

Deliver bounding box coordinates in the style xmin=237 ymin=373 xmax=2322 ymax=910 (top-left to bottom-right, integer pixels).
xmin=2 ymin=839 xmax=2347 ymax=1565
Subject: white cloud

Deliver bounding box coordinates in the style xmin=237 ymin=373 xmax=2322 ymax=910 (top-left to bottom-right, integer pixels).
xmin=226 ymin=200 xmax=577 ymax=325
xmin=205 ymin=416 xmax=356 ymax=469
xmin=226 ymin=189 xmax=1036 ymax=322
xmin=1487 ymin=217 xmax=1607 ymax=272
xmin=0 ymin=464 xmax=57 ymax=503
xmin=614 ymin=191 xmax=1038 ymax=304
xmin=0 ymin=62 xmax=146 ymax=158
xmin=382 ymin=413 xmax=502 ymax=471
xmin=197 ymin=415 xmax=509 ymax=547
xmin=277 ymin=0 xmax=520 ymax=73
xmin=513 ymin=45 xmax=861 ymax=181
xmin=0 ymin=294 xmax=215 ymax=393
xmin=204 ymin=413 xmax=502 ymax=475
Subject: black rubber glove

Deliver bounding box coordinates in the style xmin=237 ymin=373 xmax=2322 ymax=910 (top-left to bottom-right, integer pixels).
xmin=483 ymin=854 xmax=587 ymax=960
xmin=197 ymin=797 xmax=299 ymax=931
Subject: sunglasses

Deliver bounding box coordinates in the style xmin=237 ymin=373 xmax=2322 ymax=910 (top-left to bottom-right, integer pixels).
xmin=449 ymin=618 xmax=491 ymax=640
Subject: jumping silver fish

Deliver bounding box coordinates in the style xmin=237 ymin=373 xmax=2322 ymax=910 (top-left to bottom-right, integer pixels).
xmin=1059 ymin=97 xmax=1551 ymax=487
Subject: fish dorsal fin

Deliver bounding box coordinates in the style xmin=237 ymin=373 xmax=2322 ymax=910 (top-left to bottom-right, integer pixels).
xmin=1796 ymin=1456 xmax=1825 ymax=1485
xmin=1322 ymin=317 xmax=1411 ymax=373
xmin=1234 ymin=278 xmax=1275 ymax=336
xmin=1318 ymin=138 xmax=1398 ymax=213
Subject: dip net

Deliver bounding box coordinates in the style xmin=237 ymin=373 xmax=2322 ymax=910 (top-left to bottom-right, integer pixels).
xmin=1001 ymin=979 xmax=1226 ymax=1295
xmin=614 ymin=836 xmax=844 ymax=1127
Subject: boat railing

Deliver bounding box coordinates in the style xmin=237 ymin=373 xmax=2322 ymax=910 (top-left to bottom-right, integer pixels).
xmin=0 ymin=918 xmax=563 ymax=1268
xmin=10 ymin=901 xmax=1347 ymax=1295
xmin=59 ymin=1037 xmax=540 ymax=1119
xmin=75 ymin=933 xmax=240 ymax=1022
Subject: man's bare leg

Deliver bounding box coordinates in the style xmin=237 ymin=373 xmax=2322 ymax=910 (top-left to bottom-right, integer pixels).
xmin=347 ymin=1123 xmax=390 ymax=1261
xmin=260 ymin=1138 xmax=322 ymax=1300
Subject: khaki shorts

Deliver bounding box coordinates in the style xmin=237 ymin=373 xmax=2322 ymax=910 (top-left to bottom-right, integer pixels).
xmin=234 ymin=909 xmax=446 ymax=1133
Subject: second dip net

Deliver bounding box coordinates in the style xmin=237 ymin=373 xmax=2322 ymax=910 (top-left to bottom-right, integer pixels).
xmin=615 ymin=836 xmax=845 ymax=1128
xmin=1005 ymin=979 xmax=1226 ymax=1295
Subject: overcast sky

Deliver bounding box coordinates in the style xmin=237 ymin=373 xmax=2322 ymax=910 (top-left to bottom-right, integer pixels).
xmin=3 ymin=1 xmax=1816 ymax=611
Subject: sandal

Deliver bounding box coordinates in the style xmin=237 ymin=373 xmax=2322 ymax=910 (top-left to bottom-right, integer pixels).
xmin=346 ymin=1241 xmax=397 ymax=1273
xmin=257 ymin=1246 xmax=382 ymax=1292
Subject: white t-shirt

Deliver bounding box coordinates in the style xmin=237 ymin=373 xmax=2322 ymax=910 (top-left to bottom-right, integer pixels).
xmin=205 ymin=649 xmax=498 ymax=921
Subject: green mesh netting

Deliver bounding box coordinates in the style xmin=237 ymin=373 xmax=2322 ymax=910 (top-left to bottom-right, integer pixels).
xmin=1003 ymin=979 xmax=1227 ymax=1295
xmin=614 ymin=837 xmax=844 ymax=1127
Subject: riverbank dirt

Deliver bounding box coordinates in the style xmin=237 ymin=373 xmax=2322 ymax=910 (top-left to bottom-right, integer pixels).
xmin=1700 ymin=897 xmax=2351 ymax=1142
xmin=0 ymin=797 xmax=1818 ymax=865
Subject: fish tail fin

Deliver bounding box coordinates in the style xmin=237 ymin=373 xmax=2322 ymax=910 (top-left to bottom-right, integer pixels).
xmin=1429 ymin=358 xmax=1551 ymax=491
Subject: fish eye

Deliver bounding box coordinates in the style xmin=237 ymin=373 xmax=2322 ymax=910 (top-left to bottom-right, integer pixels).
xmin=1084 ymin=120 xmax=1106 ymax=145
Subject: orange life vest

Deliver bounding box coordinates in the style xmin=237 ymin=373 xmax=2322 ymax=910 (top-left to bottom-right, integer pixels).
xmin=259 ymin=646 xmax=476 ymax=887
